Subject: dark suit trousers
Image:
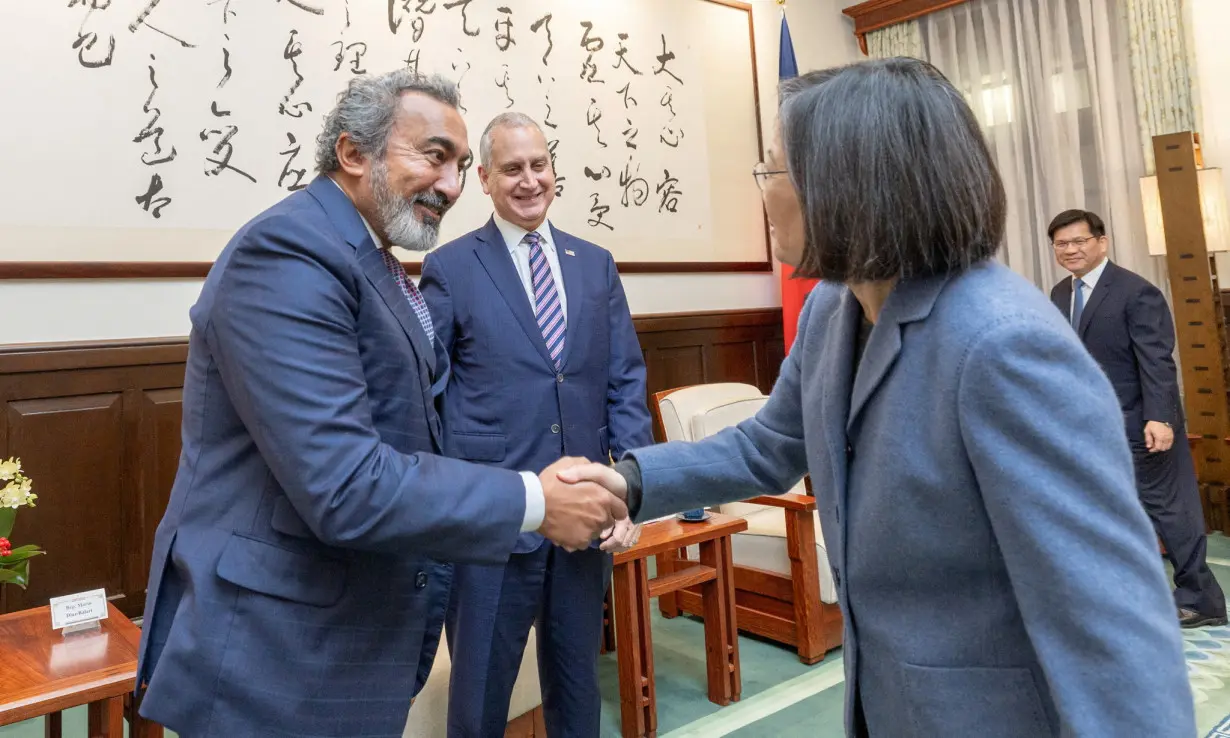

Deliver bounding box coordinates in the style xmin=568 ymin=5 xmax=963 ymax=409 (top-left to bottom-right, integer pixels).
xmin=1132 ymin=434 xmax=1226 ymax=617
xmin=444 ymin=544 xmax=610 ymax=738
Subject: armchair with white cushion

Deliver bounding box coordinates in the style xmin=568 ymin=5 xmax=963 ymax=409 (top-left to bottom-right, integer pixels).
xmin=404 ymin=627 xmax=545 ymax=737
xmin=650 ymin=383 xmax=843 ymax=664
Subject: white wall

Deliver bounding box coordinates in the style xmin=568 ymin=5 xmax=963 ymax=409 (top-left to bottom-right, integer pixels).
xmin=0 ymin=0 xmax=861 ymax=346
xmin=1190 ymin=0 xmax=1230 ymax=278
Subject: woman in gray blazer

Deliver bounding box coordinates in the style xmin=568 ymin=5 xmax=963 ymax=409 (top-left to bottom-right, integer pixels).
xmin=562 ymin=58 xmax=1193 ymax=736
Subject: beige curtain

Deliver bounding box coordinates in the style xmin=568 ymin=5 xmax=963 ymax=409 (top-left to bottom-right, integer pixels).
xmin=916 ymin=0 xmax=1163 ymax=290
xmin=1124 ymin=0 xmax=1198 ymax=173
xmin=866 ymin=21 xmax=923 ymax=60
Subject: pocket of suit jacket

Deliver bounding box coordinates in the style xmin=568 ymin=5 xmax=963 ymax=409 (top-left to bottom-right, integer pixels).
xmin=216 ymin=533 xmax=347 ymax=607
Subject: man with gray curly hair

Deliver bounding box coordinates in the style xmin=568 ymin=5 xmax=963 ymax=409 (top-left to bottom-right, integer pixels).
xmin=134 ymin=69 xmax=629 ymax=738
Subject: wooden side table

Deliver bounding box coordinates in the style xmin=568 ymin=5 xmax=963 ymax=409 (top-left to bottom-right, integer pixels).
xmin=611 ymin=513 xmax=748 ymax=738
xmin=0 ymin=601 xmax=163 ymax=737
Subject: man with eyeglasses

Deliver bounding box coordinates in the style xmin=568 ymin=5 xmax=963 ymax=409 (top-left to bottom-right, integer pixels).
xmin=1048 ymin=208 xmax=1226 ymax=629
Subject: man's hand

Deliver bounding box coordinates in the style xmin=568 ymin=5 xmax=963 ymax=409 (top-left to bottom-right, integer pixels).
xmin=537 ymin=457 xmax=628 ymax=552
xmin=1144 ymin=421 xmax=1174 ymax=453
xmin=557 ymin=462 xmax=629 ymax=499
xmin=599 ymin=517 xmax=642 ymax=553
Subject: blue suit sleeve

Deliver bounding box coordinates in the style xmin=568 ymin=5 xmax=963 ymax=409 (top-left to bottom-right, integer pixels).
xmin=626 ymin=294 xmax=813 ymax=521
xmin=957 ymin=316 xmax=1193 ymax=736
xmin=207 ymin=217 xmax=524 ymax=562
xmin=1127 ymin=283 xmax=1180 ymax=426
xmin=604 ymin=253 xmax=654 ymax=458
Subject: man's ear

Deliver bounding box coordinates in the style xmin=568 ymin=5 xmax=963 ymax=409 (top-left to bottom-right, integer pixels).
xmin=336 ymin=133 xmax=369 ymax=178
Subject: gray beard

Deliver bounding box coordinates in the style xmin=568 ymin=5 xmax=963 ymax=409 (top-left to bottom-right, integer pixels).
xmin=370 ymin=160 xmax=444 ymax=252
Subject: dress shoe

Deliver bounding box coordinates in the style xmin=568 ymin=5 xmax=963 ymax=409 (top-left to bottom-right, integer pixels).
xmin=1179 ymin=608 xmax=1228 ymax=628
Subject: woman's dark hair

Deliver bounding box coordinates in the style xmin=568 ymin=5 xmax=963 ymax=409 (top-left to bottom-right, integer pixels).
xmin=1047 ymin=209 xmax=1106 ymax=241
xmin=779 ymin=57 xmax=1006 ymax=282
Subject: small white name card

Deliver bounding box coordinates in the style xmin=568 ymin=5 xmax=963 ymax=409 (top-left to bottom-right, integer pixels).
xmin=49 ymin=588 xmax=109 ymax=633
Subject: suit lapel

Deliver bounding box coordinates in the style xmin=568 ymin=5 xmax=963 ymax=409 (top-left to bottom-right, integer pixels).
xmin=1077 ymin=261 xmax=1115 ymax=338
xmin=306 ymin=176 xmax=436 ymax=380
xmin=1052 ymin=278 xmax=1073 ymax=321
xmin=473 ymin=218 xmax=558 ymax=369
xmin=552 ymin=225 xmax=584 ymax=370
xmin=847 ymin=272 xmax=951 ymax=434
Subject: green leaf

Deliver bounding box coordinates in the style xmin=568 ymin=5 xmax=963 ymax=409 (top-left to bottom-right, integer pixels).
xmin=0 ymin=545 xmax=43 ymax=564
xmin=0 ymin=508 xmax=14 ymax=539
xmin=0 ymin=560 xmax=29 ymax=588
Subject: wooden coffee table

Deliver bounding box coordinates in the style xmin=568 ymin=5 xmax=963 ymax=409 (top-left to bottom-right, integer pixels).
xmin=0 ymin=602 xmax=162 ymax=737
xmin=611 ymin=512 xmax=748 ymax=738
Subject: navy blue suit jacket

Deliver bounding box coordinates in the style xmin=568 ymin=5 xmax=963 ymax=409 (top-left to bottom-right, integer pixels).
xmin=420 ymin=217 xmax=652 ymax=552
xmin=1050 ymin=260 xmax=1181 ymax=440
xmin=136 ymin=176 xmax=527 ymax=738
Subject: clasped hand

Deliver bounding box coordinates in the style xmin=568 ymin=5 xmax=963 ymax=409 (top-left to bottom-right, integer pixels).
xmin=536 ymin=457 xmax=638 ymax=552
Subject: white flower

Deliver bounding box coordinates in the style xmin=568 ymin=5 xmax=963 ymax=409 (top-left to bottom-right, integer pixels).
xmin=0 ymin=457 xmax=19 ymax=482
xmin=0 ymin=481 xmax=22 ymax=509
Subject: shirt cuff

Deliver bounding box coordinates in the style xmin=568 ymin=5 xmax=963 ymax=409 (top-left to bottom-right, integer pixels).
xmin=520 ymin=471 xmax=546 ymax=532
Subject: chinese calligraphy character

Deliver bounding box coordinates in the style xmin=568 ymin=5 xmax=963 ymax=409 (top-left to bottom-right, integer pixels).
xmin=660 ymin=87 xmax=675 ymax=117
xmin=278 ymin=132 xmax=309 ymax=191
xmin=451 ymin=53 xmax=471 ymax=113
xmin=496 ymin=65 xmax=514 ymax=109
xmin=654 ymin=35 xmax=683 ymax=84
xmin=133 ymin=59 xmax=177 ymax=166
xmin=200 ymin=125 xmax=257 ymax=183
xmin=531 ymin=14 xmax=553 ymax=66
xmin=134 ymin=173 xmax=171 ymax=218
xmin=443 ymin=0 xmax=479 ymax=37
xmin=588 ymin=193 xmax=614 ymax=230
xmin=72 ymin=29 xmax=115 ymax=68
xmin=656 ymin=169 xmax=682 ymax=213
xmin=279 ymin=30 xmax=313 ymax=118
xmin=404 ymin=48 xmax=421 ymax=73
xmin=618 ymin=83 xmax=638 ymax=109
xmin=612 ymin=32 xmax=642 ymax=75
xmin=619 ymin=159 xmax=649 ymax=207
xmin=331 ymin=41 xmax=368 ymax=74
xmin=579 ymin=21 xmax=604 ymax=84
xmin=548 ymin=139 xmax=565 ymax=196
xmin=586 ymin=98 xmax=607 ymax=148
xmin=494 ymin=6 xmax=514 ymax=51
xmin=211 ymin=101 xmax=231 ymax=117
xmin=660 ymin=122 xmax=684 ymax=148
xmin=583 ymin=166 xmax=611 ymax=181
xmin=128 ymin=0 xmax=197 ymax=47
xmin=538 ymin=75 xmax=558 ymax=129
xmin=217 ymin=45 xmax=232 ymax=89
xmin=622 ymin=119 xmax=638 ymax=149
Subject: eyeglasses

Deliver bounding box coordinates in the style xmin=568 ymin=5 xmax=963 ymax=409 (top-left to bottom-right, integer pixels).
xmin=1051 ymin=236 xmax=1099 ymax=250
xmin=752 ymin=161 xmax=787 ymax=192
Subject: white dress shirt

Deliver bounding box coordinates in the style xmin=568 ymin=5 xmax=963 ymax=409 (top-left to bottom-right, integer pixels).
xmin=1071 ymin=256 xmax=1109 ymax=318
xmin=328 ymin=177 xmax=545 ymax=532
xmin=493 ymin=214 xmax=568 ymax=317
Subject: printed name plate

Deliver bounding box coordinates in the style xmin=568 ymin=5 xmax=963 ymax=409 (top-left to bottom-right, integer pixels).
xmin=49 ymin=588 xmax=109 ymax=634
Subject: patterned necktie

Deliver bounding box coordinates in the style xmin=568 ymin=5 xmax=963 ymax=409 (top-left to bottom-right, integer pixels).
xmin=379 ymin=248 xmax=436 ymax=344
xmin=1071 ymin=277 xmax=1085 ymax=330
xmin=526 ymin=231 xmax=565 ymax=369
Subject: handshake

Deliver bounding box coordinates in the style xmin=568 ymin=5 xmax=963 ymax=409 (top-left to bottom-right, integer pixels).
xmin=534 ymin=457 xmax=637 ymax=553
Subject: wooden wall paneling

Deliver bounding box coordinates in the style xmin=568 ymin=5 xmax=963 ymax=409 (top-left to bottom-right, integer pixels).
xmin=0 ymin=310 xmax=783 ymax=614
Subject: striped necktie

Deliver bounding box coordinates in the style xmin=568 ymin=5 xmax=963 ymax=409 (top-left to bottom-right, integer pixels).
xmin=526 ymin=231 xmax=565 ymax=369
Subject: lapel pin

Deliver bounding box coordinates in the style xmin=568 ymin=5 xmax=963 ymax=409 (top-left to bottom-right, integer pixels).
xmin=564 ymin=249 xmax=576 ymax=256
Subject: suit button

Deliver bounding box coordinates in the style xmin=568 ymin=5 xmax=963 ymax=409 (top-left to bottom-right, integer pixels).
xmin=846 ymin=443 xmax=854 ymax=457
xmin=557 ymin=373 xmax=565 ymax=384
xmin=551 ymin=424 xmax=561 ymax=434
xmin=415 ymin=571 xmax=428 ymax=589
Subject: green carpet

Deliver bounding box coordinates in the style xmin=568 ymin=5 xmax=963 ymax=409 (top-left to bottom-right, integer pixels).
xmin=9 ymin=534 xmax=1230 ymax=737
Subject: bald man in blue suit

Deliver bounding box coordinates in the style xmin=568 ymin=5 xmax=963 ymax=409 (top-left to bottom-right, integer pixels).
xmin=421 ymin=112 xmax=652 ymax=737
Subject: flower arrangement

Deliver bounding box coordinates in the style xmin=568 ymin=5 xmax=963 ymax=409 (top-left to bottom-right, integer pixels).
xmin=0 ymin=457 xmax=43 ymax=589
